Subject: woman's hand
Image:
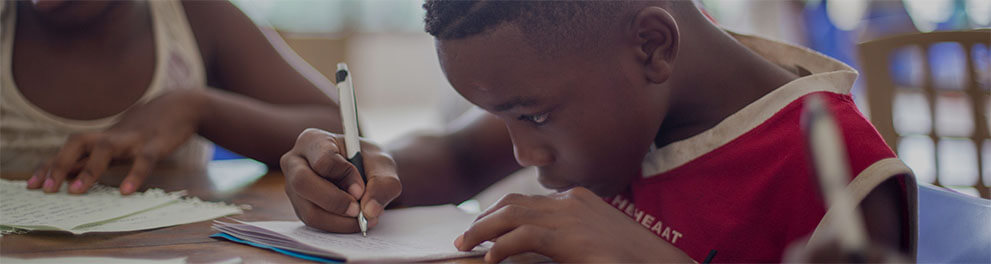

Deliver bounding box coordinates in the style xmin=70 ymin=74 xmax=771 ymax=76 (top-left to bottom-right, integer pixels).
xmin=455 ymin=187 xmax=695 ymax=263
xmin=281 ymin=128 xmax=402 ymax=233
xmin=26 ymin=89 xmax=208 ymax=194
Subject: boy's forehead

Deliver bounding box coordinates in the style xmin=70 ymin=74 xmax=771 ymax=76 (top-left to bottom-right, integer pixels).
xmin=436 ymin=28 xmax=547 ymax=89
xmin=435 ymin=24 xmax=600 ymax=110
xmin=436 ymin=26 xmax=538 ymax=71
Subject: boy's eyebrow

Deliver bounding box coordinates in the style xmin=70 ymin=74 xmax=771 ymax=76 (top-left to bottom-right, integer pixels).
xmin=493 ymin=97 xmax=540 ymax=112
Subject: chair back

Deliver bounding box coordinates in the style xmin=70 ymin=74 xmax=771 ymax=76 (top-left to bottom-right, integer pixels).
xmin=858 ymin=30 xmax=991 ymax=198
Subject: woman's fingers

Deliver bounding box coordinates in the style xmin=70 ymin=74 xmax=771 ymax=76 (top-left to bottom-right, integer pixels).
xmin=69 ymin=146 xmax=113 ymax=194
xmin=120 ymin=151 xmax=157 ymax=195
xmin=41 ymin=134 xmax=94 ymax=193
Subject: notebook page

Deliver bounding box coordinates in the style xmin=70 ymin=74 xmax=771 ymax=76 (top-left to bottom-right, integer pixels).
xmin=222 ymin=205 xmax=489 ymax=263
xmin=0 ymin=179 xmax=180 ymax=232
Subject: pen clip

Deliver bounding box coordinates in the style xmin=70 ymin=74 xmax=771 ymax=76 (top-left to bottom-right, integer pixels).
xmin=336 ymin=63 xmax=362 ymax=160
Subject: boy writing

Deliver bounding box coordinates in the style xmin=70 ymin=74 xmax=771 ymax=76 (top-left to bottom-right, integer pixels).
xmin=280 ymin=1 xmax=916 ymax=262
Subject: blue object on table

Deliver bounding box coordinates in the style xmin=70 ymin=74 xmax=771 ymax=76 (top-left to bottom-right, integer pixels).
xmin=916 ymin=184 xmax=991 ymax=263
xmin=212 ymin=145 xmax=246 ymax=161
xmin=211 ymin=233 xmax=341 ymax=263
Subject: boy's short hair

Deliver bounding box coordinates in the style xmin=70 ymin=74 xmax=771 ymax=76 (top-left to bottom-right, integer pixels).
xmin=422 ymin=0 xmax=629 ymax=57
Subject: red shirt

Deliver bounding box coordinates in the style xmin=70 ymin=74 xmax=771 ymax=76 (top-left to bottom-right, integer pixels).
xmin=606 ymin=91 xmax=906 ymax=262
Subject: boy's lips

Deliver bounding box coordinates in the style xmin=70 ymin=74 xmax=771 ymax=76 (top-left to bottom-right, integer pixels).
xmin=550 ymin=185 xmax=578 ymax=192
xmin=539 ymin=180 xmax=577 ymax=192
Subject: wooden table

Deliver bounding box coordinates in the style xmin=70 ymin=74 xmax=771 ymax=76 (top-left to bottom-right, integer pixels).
xmin=0 ymin=162 xmax=555 ymax=263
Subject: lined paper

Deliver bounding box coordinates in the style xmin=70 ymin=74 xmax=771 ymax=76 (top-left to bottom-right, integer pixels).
xmin=1 ymin=179 xmax=242 ymax=234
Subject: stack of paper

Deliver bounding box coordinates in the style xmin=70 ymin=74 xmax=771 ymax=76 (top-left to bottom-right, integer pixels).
xmin=213 ymin=205 xmax=490 ymax=263
xmin=0 ymin=179 xmax=243 ymax=234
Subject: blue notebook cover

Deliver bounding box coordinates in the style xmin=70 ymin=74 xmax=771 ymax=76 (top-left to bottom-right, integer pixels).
xmin=211 ymin=233 xmax=341 ymax=263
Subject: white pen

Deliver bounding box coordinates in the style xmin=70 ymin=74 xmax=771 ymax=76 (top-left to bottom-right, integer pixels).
xmin=335 ymin=63 xmax=368 ymax=237
xmin=802 ymin=94 xmax=868 ymax=261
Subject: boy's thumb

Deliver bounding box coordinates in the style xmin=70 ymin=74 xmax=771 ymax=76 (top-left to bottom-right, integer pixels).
xmin=361 ymin=176 xmax=402 ymax=218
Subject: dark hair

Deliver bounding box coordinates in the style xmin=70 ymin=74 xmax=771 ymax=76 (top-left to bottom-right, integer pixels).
xmin=423 ymin=0 xmax=629 ymax=55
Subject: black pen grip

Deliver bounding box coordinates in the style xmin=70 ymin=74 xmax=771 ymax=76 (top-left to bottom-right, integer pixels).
xmin=347 ymin=152 xmax=367 ymax=183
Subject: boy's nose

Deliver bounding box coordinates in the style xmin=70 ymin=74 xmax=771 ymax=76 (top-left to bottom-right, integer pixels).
xmin=513 ymin=144 xmax=554 ymax=167
xmin=506 ymin=125 xmax=554 ymax=167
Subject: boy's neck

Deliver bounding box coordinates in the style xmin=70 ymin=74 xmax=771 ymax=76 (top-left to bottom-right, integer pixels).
xmin=654 ymin=21 xmax=798 ymax=148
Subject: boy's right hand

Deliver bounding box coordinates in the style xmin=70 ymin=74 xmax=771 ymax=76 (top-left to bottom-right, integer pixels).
xmin=281 ymin=128 xmax=402 ymax=233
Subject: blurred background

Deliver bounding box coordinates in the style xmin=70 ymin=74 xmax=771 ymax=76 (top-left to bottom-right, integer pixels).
xmin=219 ymin=0 xmax=990 ymax=199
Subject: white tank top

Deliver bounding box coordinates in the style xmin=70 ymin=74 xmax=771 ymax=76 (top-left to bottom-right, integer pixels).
xmin=0 ymin=0 xmax=211 ymax=173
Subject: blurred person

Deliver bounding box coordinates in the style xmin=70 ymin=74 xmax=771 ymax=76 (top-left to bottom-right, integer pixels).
xmin=1 ymin=0 xmax=341 ymax=194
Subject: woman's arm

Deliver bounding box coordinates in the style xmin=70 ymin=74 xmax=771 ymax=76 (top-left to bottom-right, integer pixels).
xmin=182 ymin=1 xmax=341 ymax=166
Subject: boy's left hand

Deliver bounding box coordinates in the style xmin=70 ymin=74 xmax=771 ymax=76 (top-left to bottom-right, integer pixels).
xmin=454 ymin=187 xmax=694 ymax=263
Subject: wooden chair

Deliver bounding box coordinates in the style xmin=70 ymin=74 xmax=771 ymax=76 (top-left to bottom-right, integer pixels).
xmin=858 ymin=29 xmax=991 ymax=199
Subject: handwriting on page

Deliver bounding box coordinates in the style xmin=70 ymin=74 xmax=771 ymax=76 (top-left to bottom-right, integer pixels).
xmin=73 ymin=198 xmax=242 ymax=233
xmin=289 ymin=225 xmax=452 ymax=254
xmin=0 ymin=179 xmax=178 ymax=231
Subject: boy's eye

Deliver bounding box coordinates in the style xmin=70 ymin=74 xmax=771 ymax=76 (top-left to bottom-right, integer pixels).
xmin=518 ymin=112 xmax=549 ymax=125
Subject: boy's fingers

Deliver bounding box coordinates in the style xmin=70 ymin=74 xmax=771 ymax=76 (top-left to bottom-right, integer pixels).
xmin=325 ymin=135 xmax=369 ymax=198
xmin=335 ymin=158 xmax=365 ymax=199
xmin=303 ymin=141 xmax=364 ymax=191
xmin=70 ymin=147 xmax=113 ymax=194
xmin=476 ymin=193 xmax=541 ymax=222
xmin=297 ymin=128 xmax=341 ymax=153
xmin=287 ymin=192 xmax=361 ymax=233
xmin=459 ymin=204 xmax=543 ymax=251
xmin=482 ymin=225 xmax=553 ymax=263
xmin=121 ymin=153 xmax=156 ymax=195
xmin=284 ymin=155 xmax=360 ymax=217
xmin=357 ymin=147 xmax=399 ymax=211
xmin=297 ymin=130 xmax=342 ymax=171
xmin=360 ymin=175 xmax=401 ymax=219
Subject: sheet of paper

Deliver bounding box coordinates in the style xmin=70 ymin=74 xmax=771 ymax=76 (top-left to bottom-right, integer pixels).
xmin=0 ymin=257 xmax=187 ymax=264
xmin=214 ymin=205 xmax=489 ymax=263
xmin=0 ymin=257 xmax=243 ymax=264
xmin=72 ymin=197 xmax=243 ymax=233
xmin=0 ymin=179 xmax=180 ymax=232
xmin=1 ymin=179 xmax=243 ymax=234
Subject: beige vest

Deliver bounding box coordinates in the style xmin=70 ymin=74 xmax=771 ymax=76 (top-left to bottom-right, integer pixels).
xmin=0 ymin=0 xmax=211 ymax=173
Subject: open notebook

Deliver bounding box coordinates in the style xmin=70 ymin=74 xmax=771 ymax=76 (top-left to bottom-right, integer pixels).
xmin=213 ymin=205 xmax=490 ymax=263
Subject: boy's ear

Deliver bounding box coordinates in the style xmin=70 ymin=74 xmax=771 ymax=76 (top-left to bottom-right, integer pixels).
xmin=630 ymin=6 xmax=679 ymax=84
